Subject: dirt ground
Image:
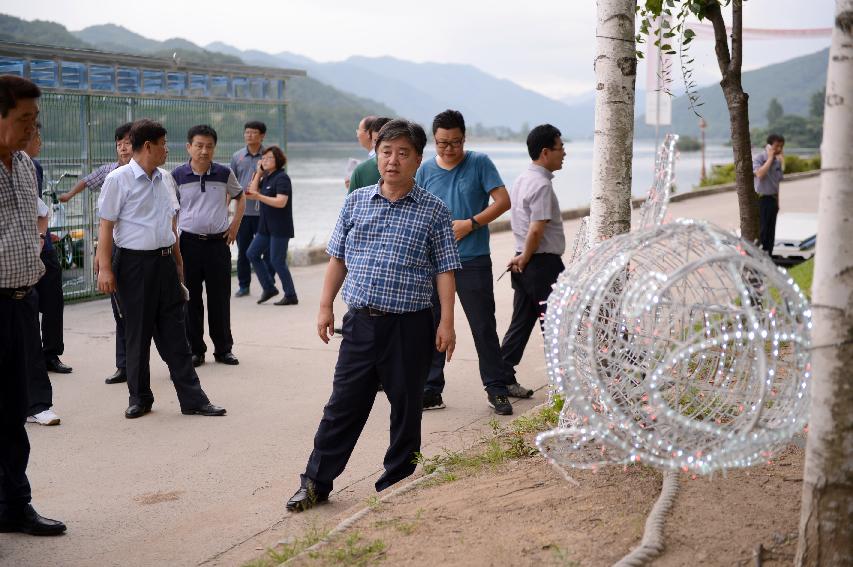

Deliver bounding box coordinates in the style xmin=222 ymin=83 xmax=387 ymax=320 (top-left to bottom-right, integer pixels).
xmin=271 ymin=435 xmax=804 ymax=567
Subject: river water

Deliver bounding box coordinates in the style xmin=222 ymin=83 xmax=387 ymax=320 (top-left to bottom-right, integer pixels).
xmin=285 ymin=140 xmax=739 ymax=248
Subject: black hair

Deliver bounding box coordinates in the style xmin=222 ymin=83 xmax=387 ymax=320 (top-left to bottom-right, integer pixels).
xmin=361 ymin=115 xmax=378 ymax=132
xmin=369 ymin=117 xmax=393 ymax=135
xmin=527 ymin=124 xmax=562 ymax=161
xmin=375 ymin=119 xmax=427 ymax=156
xmin=766 ymin=133 xmax=785 ymax=146
xmin=129 ymin=119 xmax=167 ymax=152
xmin=0 ymin=75 xmax=41 ymax=118
xmin=432 ymin=109 xmax=465 ymax=135
xmin=114 ymin=122 xmax=132 ymax=142
xmin=263 ymin=145 xmax=287 ymax=170
xmin=244 ymin=121 xmax=267 ymax=134
xmin=187 ymin=124 xmax=218 ymax=145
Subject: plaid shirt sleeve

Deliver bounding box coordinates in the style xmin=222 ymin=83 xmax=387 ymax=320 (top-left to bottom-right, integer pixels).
xmin=326 ymin=194 xmax=353 ymax=259
xmin=82 ymin=163 xmax=112 ymax=189
xmin=429 ymin=201 xmax=462 ymax=274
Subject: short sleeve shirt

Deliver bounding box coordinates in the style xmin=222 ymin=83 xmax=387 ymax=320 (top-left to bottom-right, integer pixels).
xmin=257 ymin=169 xmax=294 ymax=238
xmin=327 ymin=183 xmax=461 ymax=313
xmin=348 ymin=156 xmax=380 ymax=193
xmin=231 ymin=146 xmax=264 ymax=216
xmin=416 ymin=151 xmax=503 ymax=262
xmin=0 ymin=152 xmax=44 ymax=287
xmin=752 ymin=151 xmax=784 ymax=196
xmin=172 ymin=161 xmax=242 ymax=235
xmin=98 ymin=159 xmax=180 ymax=250
xmin=508 ymin=164 xmax=565 ymax=255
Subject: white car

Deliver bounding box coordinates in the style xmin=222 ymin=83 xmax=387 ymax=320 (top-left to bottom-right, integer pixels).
xmin=772 ymin=212 xmax=817 ymax=266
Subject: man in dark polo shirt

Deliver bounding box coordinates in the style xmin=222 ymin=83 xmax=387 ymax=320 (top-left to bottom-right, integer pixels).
xmin=286 ymin=119 xmax=461 ymax=512
xmin=231 ymin=121 xmax=273 ymax=297
xmin=96 ymin=119 xmax=226 ymax=419
xmin=348 ymin=116 xmax=392 ymax=193
xmin=0 ymin=74 xmax=66 ymax=535
xmin=173 ymin=125 xmax=245 ymax=367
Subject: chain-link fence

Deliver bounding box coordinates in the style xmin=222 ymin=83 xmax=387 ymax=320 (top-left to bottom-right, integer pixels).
xmin=38 ymin=92 xmax=287 ymax=300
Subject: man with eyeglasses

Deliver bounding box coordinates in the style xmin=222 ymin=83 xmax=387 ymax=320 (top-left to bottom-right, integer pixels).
xmin=500 ymin=124 xmax=566 ymax=384
xmin=61 ymin=122 xmax=135 ymax=385
xmin=416 ymin=109 xmax=534 ymax=416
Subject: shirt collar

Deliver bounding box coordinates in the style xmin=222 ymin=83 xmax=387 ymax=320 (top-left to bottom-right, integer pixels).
xmin=129 ymin=158 xmax=162 ymax=181
xmin=188 ymin=159 xmax=212 ymax=176
xmin=246 ymin=145 xmax=264 ymax=158
xmin=370 ymin=180 xmax=423 ymax=203
xmin=528 ymin=163 xmax=554 ymax=180
xmin=368 ymin=148 xmax=376 ymax=158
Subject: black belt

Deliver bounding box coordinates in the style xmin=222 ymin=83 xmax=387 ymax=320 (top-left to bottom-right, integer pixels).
xmin=0 ymin=286 xmax=33 ymax=300
xmin=118 ymin=246 xmax=173 ymax=257
xmin=353 ymin=306 xmax=392 ymax=317
xmin=181 ymin=231 xmax=227 ymax=241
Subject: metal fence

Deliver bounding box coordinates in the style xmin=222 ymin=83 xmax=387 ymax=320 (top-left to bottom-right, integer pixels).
xmin=38 ymin=92 xmax=287 ymax=300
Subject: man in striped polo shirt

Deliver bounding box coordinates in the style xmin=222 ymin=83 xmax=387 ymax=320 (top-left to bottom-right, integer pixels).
xmin=172 ymin=125 xmax=245 ymax=367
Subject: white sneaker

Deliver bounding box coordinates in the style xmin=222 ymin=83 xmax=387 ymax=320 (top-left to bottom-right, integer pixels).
xmin=26 ymin=409 xmax=61 ymax=426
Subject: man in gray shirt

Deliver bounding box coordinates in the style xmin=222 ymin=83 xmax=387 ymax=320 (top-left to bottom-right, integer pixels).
xmin=231 ymin=121 xmax=273 ymax=297
xmin=752 ymin=133 xmax=785 ymax=255
xmin=500 ymin=124 xmax=566 ymax=382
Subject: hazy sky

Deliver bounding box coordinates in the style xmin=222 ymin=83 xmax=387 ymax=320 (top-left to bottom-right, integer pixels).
xmin=0 ymin=0 xmax=834 ymax=99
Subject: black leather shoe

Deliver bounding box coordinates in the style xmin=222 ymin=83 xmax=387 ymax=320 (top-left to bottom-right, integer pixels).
xmin=192 ymin=354 xmax=205 ymax=367
xmin=125 ymin=403 xmax=152 ymax=419
xmin=105 ymin=368 xmax=127 ymax=384
xmin=45 ymin=356 xmax=72 ymax=374
xmin=213 ymin=352 xmax=239 ymax=365
xmin=273 ymin=296 xmax=299 ymax=306
xmin=0 ymin=504 xmax=66 ymax=536
xmin=234 ymin=287 xmax=250 ymax=298
xmin=285 ymin=482 xmax=328 ymax=513
xmin=181 ymin=403 xmax=226 ymax=416
xmin=257 ymin=288 xmax=279 ymax=304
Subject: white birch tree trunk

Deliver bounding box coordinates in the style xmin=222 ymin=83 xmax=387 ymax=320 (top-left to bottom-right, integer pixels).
xmin=590 ymin=0 xmax=637 ymax=240
xmin=795 ymin=2 xmax=853 ymax=564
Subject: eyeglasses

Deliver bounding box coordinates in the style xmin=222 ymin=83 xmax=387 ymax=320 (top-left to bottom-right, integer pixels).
xmin=435 ymin=139 xmax=464 ymax=150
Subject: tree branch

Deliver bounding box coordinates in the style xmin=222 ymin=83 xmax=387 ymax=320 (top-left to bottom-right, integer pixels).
xmin=731 ymin=0 xmax=744 ymax=79
xmin=704 ymin=1 xmax=731 ymax=78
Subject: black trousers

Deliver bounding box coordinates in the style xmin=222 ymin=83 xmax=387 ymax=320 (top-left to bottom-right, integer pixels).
xmin=180 ymin=234 xmax=234 ymax=356
xmin=0 ymin=292 xmax=41 ymax=514
xmin=34 ymin=248 xmax=64 ymax=358
xmin=500 ymin=253 xmax=565 ymax=381
xmin=115 ymin=249 xmax=210 ymax=410
xmin=758 ymin=195 xmax=779 ymax=255
xmin=426 ymin=255 xmax=510 ymax=395
xmin=303 ymin=308 xmax=433 ymax=494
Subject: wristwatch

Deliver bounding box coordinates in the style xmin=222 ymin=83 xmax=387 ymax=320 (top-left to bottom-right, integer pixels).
xmin=469 ymin=217 xmax=481 ymax=231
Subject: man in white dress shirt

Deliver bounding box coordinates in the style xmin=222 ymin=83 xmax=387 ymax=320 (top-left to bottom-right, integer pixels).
xmin=95 ymin=119 xmax=226 ymax=419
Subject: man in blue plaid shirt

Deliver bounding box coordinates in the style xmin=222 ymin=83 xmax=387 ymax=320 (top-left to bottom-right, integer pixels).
xmin=287 ymin=119 xmax=461 ymax=512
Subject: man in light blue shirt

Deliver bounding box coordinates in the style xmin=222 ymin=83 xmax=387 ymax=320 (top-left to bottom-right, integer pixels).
xmin=416 ymin=109 xmax=533 ymax=416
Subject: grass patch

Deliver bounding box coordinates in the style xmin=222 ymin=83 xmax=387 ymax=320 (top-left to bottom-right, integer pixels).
xmin=787 ymin=257 xmax=814 ymax=299
xmin=415 ymin=396 xmax=563 ymax=486
xmin=307 ymin=532 xmax=386 ymax=566
xmin=242 ymin=525 xmax=328 ymax=567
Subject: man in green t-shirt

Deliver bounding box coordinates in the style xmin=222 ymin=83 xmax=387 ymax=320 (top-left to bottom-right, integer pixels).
xmin=348 ymin=116 xmax=392 ymax=193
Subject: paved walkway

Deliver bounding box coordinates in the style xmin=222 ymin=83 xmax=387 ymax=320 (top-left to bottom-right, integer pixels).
xmin=1 ymin=175 xmax=819 ymax=567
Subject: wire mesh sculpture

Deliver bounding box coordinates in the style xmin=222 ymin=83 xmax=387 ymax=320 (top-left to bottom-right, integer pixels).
xmin=537 ymin=139 xmax=811 ymax=475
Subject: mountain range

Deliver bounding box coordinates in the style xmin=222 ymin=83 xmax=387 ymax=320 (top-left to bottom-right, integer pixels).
xmin=0 ymin=13 xmax=829 ymax=143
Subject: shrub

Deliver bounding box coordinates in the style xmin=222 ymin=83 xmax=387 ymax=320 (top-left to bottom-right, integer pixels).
xmin=676 ymin=135 xmax=701 ymax=152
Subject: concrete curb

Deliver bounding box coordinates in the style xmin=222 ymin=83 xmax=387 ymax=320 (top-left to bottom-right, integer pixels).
xmin=288 ymin=170 xmax=821 ymax=267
